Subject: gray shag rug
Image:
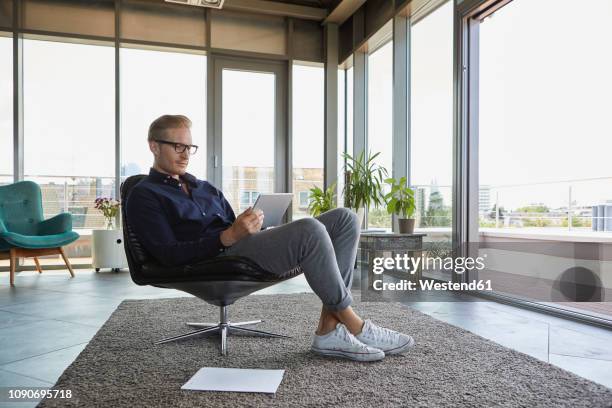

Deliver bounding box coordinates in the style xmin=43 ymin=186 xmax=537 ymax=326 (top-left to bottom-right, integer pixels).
xmin=38 ymin=292 xmax=612 ymax=407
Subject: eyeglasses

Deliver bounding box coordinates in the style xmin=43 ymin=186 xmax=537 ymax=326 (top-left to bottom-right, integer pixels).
xmin=154 ymin=139 xmax=199 ymax=155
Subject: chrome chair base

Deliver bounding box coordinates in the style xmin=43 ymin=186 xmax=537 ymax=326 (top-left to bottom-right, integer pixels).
xmin=155 ymin=305 xmax=290 ymax=355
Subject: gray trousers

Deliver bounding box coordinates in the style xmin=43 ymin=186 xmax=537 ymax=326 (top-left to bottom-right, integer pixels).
xmin=219 ymin=207 xmax=360 ymax=311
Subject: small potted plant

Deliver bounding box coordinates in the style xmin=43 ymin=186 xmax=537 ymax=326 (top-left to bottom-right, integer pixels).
xmin=307 ymin=183 xmax=336 ymax=217
xmin=384 ymin=176 xmax=416 ymax=233
xmin=342 ymin=150 xmax=388 ymax=228
xmin=92 ymin=197 xmax=127 ymax=272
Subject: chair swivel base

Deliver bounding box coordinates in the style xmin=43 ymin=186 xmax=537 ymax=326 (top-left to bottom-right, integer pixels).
xmin=154 ymin=306 xmax=290 ymax=356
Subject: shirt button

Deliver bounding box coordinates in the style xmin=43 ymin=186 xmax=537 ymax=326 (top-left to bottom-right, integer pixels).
xmin=202 ymin=212 xmax=206 ymax=216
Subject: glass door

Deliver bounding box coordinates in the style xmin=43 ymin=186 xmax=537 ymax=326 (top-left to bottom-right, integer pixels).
xmin=210 ymin=57 xmax=287 ymax=213
xmin=461 ymin=0 xmax=612 ymax=325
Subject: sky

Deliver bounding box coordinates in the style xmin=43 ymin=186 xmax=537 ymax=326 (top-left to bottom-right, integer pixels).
xmin=1 ymin=0 xmax=612 ymax=211
xmin=479 ymin=0 xmax=612 ymax=208
xmin=411 ymin=1 xmax=454 ymax=190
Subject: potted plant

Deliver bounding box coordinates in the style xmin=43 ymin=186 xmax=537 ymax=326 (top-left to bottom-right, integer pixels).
xmin=307 ymin=183 xmax=336 ymax=217
xmin=92 ymin=197 xmax=127 ymax=272
xmin=384 ymin=176 xmax=416 ymax=234
xmin=342 ymin=150 xmax=388 ymax=228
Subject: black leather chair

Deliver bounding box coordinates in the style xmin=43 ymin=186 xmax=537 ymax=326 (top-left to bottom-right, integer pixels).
xmin=120 ymin=175 xmax=299 ymax=355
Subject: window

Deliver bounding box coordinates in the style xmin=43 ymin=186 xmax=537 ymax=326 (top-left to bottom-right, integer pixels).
xmin=0 ymin=33 xmax=10 ymax=269
xmin=292 ymin=64 xmax=324 ymax=219
xmin=346 ymin=65 xmax=353 ymax=159
xmin=0 ymin=34 xmax=11 ymax=186
xmin=24 ymin=39 xmax=115 ymax=235
xmin=411 ymin=2 xmax=453 ymax=231
xmin=367 ymin=40 xmax=393 ymax=229
xmin=474 ymin=0 xmax=612 ymax=321
xmin=239 ymin=190 xmax=260 ymax=211
xmin=479 ymin=0 xmax=612 ymax=233
xmin=337 ymin=67 xmax=346 ymax=207
xmin=343 ymin=64 xmax=353 ymax=209
xmin=121 ymin=48 xmax=206 ymax=181
xmin=298 ymin=191 xmax=310 ymax=209
xmin=410 ymin=0 xmax=454 ymax=279
xmin=240 ymin=191 xmax=251 ymax=207
xmin=221 ymin=68 xmax=275 ymax=213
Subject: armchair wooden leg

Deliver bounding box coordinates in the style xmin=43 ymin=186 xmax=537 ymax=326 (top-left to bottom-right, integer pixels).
xmin=9 ymin=248 xmax=16 ymax=286
xmin=33 ymin=257 xmax=43 ymax=274
xmin=59 ymin=248 xmax=75 ymax=278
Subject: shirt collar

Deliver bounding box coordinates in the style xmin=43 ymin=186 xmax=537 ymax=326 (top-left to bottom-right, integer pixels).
xmin=148 ymin=167 xmax=198 ymax=189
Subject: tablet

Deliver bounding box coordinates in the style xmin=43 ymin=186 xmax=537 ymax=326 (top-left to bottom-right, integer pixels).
xmin=252 ymin=193 xmax=293 ymax=229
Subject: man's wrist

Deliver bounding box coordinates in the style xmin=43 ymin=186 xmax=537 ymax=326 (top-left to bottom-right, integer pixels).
xmin=220 ymin=228 xmax=235 ymax=247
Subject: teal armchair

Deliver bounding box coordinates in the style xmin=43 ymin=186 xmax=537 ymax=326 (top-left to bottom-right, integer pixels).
xmin=0 ymin=181 xmax=80 ymax=286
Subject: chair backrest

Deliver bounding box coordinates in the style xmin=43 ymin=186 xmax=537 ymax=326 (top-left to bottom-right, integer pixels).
xmin=120 ymin=174 xmax=150 ymax=285
xmin=0 ymin=181 xmax=44 ymax=236
xmin=120 ymin=174 xmax=280 ymax=289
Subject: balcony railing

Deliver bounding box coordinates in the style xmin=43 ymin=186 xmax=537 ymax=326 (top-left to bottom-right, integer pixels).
xmin=3 ymin=173 xmax=610 ymax=235
xmin=482 ymin=176 xmax=612 ymax=232
xmin=1 ymin=174 xmax=116 ymax=230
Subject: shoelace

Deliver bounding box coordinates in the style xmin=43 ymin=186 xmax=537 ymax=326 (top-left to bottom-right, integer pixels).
xmin=336 ymin=325 xmax=363 ymax=347
xmin=365 ymin=322 xmax=399 ymax=344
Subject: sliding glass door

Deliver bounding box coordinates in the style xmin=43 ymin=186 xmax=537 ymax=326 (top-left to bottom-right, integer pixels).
xmin=460 ymin=0 xmax=612 ymax=324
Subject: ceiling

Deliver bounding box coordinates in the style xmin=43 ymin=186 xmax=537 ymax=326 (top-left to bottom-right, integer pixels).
xmin=157 ymin=0 xmax=343 ymax=15
xmin=274 ymin=0 xmax=341 ymax=10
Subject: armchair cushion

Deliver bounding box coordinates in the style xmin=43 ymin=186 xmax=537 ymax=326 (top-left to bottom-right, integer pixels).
xmin=0 ymin=230 xmax=79 ymax=250
xmin=139 ymin=255 xmax=281 ymax=284
xmin=38 ymin=213 xmax=73 ymax=236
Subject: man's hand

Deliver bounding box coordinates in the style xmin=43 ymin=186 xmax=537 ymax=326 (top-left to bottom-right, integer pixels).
xmin=220 ymin=207 xmax=264 ymax=247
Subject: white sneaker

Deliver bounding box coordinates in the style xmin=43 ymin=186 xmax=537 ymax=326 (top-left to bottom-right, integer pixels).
xmin=311 ymin=323 xmax=385 ymax=362
xmin=355 ymin=319 xmax=415 ymax=355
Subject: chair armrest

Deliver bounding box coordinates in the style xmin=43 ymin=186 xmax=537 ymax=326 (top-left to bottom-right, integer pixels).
xmin=0 ymin=219 xmax=7 ymax=236
xmin=38 ymin=213 xmax=73 ymax=235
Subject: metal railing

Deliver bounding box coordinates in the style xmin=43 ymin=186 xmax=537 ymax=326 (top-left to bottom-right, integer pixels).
xmin=4 ymin=174 xmax=610 ymax=233
xmin=483 ymin=176 xmax=612 ymax=231
xmin=1 ymin=174 xmax=116 ymax=230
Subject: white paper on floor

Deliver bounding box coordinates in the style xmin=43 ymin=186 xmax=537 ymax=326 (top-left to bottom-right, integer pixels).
xmin=181 ymin=367 xmax=285 ymax=394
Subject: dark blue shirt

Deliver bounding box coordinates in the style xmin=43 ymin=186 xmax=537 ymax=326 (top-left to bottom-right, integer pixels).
xmin=125 ymin=168 xmax=236 ymax=266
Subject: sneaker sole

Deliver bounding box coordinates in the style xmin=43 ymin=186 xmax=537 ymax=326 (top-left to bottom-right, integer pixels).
xmin=384 ymin=337 xmax=416 ymax=355
xmin=311 ymin=346 xmax=385 ymax=362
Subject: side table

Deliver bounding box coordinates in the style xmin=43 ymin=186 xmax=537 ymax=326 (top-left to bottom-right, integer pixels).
xmin=92 ymin=229 xmax=128 ymax=272
xmin=358 ymin=232 xmax=426 ymax=295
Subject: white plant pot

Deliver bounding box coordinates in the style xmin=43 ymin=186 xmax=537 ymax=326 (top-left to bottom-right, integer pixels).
xmin=92 ymin=229 xmax=128 ymax=272
xmin=351 ymin=207 xmax=366 ymax=229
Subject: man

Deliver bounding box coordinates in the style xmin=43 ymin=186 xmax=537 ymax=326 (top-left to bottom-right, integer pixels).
xmin=126 ymin=114 xmax=415 ymax=362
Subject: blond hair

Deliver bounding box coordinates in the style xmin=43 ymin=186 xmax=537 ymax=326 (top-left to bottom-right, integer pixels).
xmin=147 ymin=114 xmax=192 ymax=141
